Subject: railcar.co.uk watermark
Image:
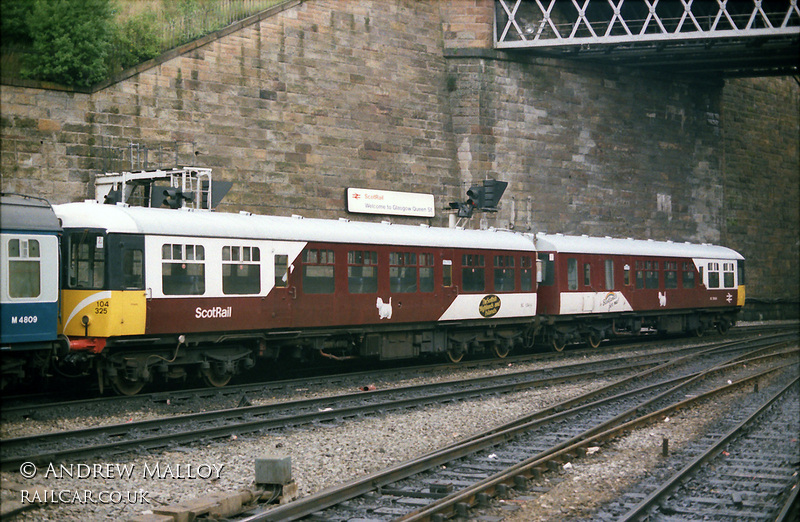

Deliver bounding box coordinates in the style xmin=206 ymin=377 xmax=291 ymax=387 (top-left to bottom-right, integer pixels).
xmin=17 ymin=461 xmax=225 ymax=505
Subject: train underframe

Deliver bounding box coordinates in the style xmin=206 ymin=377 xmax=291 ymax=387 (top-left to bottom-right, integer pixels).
xmin=47 ymin=308 xmax=739 ymax=395
xmin=0 ymin=337 xmax=69 ymax=391
xmin=539 ymin=308 xmax=740 ymax=352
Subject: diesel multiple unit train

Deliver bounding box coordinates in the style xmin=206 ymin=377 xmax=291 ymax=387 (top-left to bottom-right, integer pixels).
xmin=1 ymin=192 xmax=745 ymax=394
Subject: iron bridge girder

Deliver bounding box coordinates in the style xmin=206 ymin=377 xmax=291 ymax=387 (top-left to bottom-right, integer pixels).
xmin=494 ymin=0 xmax=800 ymax=76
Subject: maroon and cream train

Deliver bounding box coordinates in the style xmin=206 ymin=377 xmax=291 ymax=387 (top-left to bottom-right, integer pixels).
xmin=53 ymin=201 xmax=744 ymax=394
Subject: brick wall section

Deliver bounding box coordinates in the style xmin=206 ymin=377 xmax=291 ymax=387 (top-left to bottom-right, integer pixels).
xmin=440 ymin=0 xmax=494 ymax=49
xmin=721 ymin=77 xmax=799 ymax=301
xmin=0 ymin=0 xmax=797 ymax=302
xmin=446 ymin=54 xmax=728 ymax=243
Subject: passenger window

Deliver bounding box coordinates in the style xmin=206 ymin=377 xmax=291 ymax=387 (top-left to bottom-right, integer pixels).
xmin=162 ymin=243 xmax=205 ymax=295
xmin=645 ymin=270 xmax=659 ymax=289
xmin=682 ymin=262 xmax=695 ymax=288
xmin=635 ymin=261 xmax=645 ymax=289
xmin=494 ymin=255 xmax=515 ymax=292
xmin=222 ymin=246 xmax=260 ymax=295
xmin=637 ymin=259 xmax=659 ymax=289
xmin=583 ymin=263 xmax=591 ymax=287
xmin=604 ymin=259 xmax=614 ymax=290
xmin=390 ymin=252 xmax=417 ymax=293
xmin=462 ymin=254 xmax=485 ymax=293
xmin=521 ymin=256 xmax=533 ymax=291
xmin=302 ymin=249 xmax=335 ymax=294
xmin=7 ymin=238 xmax=41 ymax=298
xmin=348 ymin=250 xmax=378 ymax=294
xmin=567 ymin=258 xmax=578 ymax=291
xmin=664 ymin=261 xmax=678 ymax=289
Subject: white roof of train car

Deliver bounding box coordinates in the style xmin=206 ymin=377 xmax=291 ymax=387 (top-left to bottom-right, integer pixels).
xmin=54 ymin=201 xmax=536 ymax=252
xmin=535 ymin=232 xmax=743 ymax=260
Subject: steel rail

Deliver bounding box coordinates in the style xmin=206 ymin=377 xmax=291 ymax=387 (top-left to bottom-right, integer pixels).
xmin=395 ymin=363 xmax=799 ymax=522
xmin=617 ymin=377 xmax=800 ymax=521
xmin=0 ymin=353 xmax=667 ymax=470
xmin=235 ymin=342 xmax=797 ymax=521
xmin=5 ymin=333 xmax=789 ymax=469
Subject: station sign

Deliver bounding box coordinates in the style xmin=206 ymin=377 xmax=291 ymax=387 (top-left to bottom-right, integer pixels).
xmin=346 ymin=188 xmax=435 ymax=218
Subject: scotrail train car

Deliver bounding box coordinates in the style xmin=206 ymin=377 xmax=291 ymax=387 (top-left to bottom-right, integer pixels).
xmin=534 ymin=233 xmax=745 ymax=351
xmin=0 ymin=194 xmax=67 ymax=388
xmin=1 ymin=185 xmax=747 ymax=396
xmin=54 ymin=200 xmax=540 ymax=394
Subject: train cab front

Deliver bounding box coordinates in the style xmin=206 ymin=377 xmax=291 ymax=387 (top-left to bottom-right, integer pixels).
xmin=58 ymin=227 xmax=148 ymax=392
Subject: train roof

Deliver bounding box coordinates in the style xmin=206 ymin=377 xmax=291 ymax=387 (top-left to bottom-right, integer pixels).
xmin=0 ymin=193 xmax=61 ymax=233
xmin=534 ymin=232 xmax=744 ymax=260
xmin=53 ymin=201 xmax=536 ymax=252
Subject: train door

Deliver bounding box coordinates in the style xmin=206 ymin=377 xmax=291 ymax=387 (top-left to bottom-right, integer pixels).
xmin=267 ymin=244 xmax=302 ymax=329
xmin=107 ymin=234 xmax=146 ymax=335
xmin=441 ymin=251 xmax=457 ymax=313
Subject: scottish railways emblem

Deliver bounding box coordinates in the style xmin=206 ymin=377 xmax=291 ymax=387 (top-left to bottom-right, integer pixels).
xmin=479 ymin=294 xmax=501 ymax=318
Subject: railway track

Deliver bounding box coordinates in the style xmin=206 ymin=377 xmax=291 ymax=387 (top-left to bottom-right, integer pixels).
xmin=609 ymin=377 xmax=800 ymax=521
xmin=3 ymin=333 xmax=791 ymax=472
xmin=227 ymin=333 xmax=798 ymax=521
xmin=0 ymin=345 xmax=673 ymax=470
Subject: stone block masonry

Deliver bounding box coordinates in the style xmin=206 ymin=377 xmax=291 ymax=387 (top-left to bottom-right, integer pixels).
xmin=0 ymin=0 xmax=797 ymax=303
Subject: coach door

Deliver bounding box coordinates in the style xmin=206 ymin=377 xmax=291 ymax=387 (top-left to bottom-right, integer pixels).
xmin=107 ymin=234 xmax=146 ymax=336
xmin=269 ymin=248 xmax=295 ymax=328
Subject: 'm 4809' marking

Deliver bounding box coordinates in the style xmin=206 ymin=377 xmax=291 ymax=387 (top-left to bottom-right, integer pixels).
xmin=11 ymin=315 xmax=39 ymax=324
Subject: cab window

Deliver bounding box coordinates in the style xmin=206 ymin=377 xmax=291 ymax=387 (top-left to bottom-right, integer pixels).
xmin=67 ymin=231 xmax=106 ymax=289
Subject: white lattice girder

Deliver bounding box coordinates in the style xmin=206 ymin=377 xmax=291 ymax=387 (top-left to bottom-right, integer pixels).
xmin=495 ymin=0 xmax=800 ymax=48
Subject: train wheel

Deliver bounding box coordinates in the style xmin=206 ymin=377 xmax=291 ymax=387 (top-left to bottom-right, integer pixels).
xmin=551 ymin=335 xmax=566 ymax=353
xmin=585 ymin=332 xmax=601 ymax=349
xmin=111 ymin=375 xmax=146 ymax=396
xmin=694 ymin=324 xmax=705 ymax=337
xmin=202 ymin=366 xmax=233 ymax=387
xmin=446 ymin=349 xmax=464 ymax=363
xmin=716 ymin=319 xmax=730 ymax=335
xmin=493 ymin=342 xmax=510 ymax=359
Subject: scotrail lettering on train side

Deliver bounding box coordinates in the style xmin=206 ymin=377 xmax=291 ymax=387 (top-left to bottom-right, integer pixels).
xmin=195 ymin=306 xmax=232 ymax=319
